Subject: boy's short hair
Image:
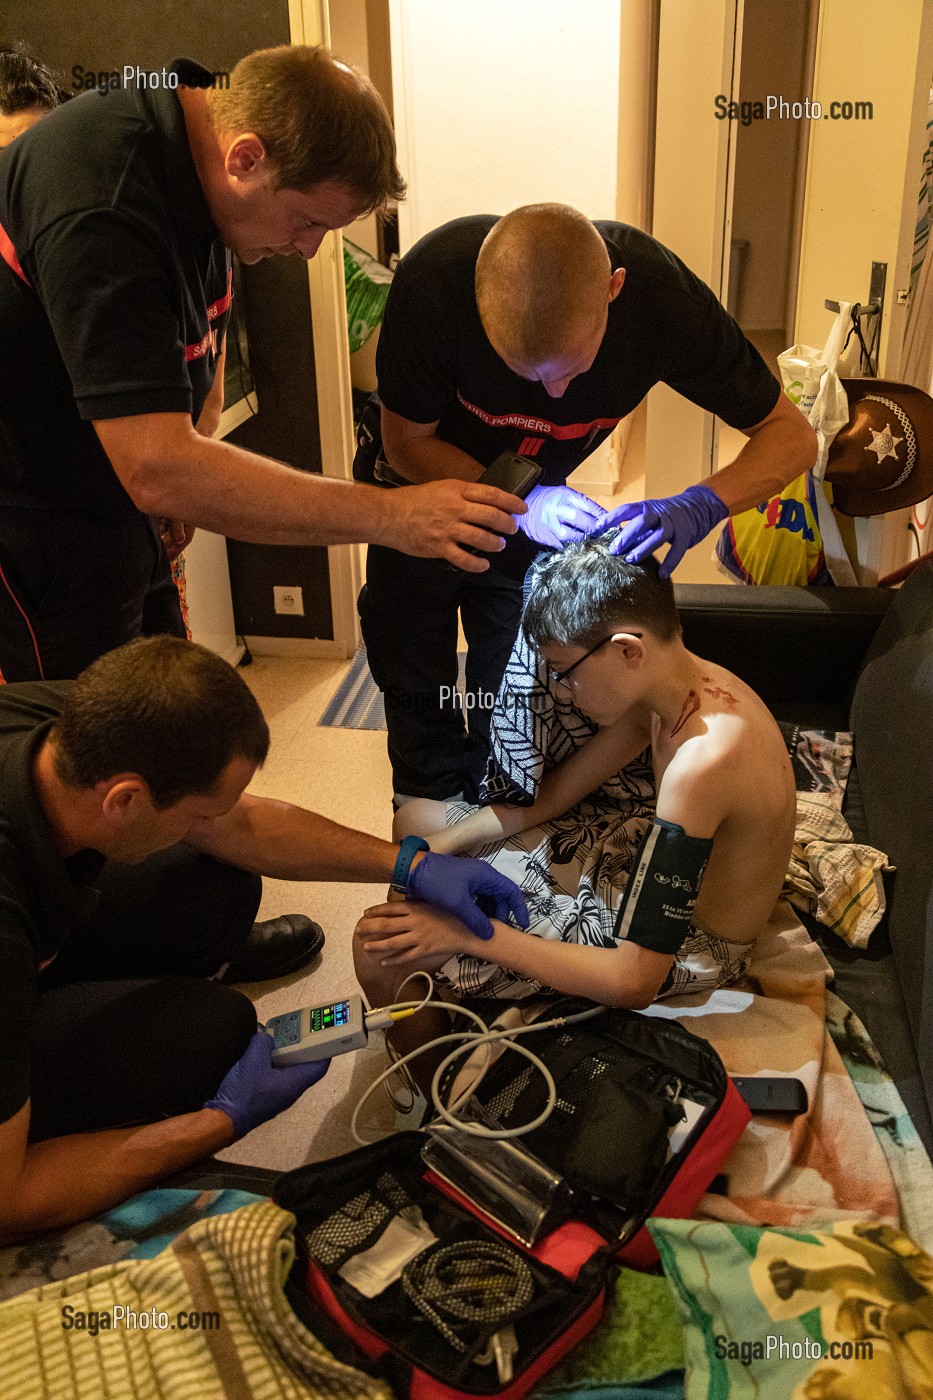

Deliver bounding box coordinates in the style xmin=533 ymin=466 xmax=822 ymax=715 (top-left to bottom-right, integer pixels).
xmin=0 ymin=43 xmax=64 ymax=116
xmin=522 ymin=533 xmax=682 ymax=650
xmin=54 ymin=636 xmax=270 ymax=809
xmin=207 ymin=44 xmax=405 ymax=213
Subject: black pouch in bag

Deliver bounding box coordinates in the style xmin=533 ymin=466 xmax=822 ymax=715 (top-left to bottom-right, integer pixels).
xmin=560 ymin=1076 xmax=684 ymax=1212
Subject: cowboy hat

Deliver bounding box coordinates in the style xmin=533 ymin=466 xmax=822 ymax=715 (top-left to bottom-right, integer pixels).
xmin=825 ymin=379 xmax=933 ymax=516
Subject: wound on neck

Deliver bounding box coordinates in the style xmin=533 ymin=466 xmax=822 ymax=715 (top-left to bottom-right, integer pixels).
xmin=670 ymin=690 xmax=700 ymax=737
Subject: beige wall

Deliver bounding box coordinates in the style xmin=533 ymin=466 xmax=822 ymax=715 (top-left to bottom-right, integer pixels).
xmin=328 ymin=0 xmax=383 ymax=261
xmin=388 ymin=0 xmax=622 ymax=249
xmin=386 ymin=0 xmax=644 ymax=493
xmin=328 ymin=0 xmax=395 ymax=391
xmin=647 ymin=0 xmax=738 ymax=582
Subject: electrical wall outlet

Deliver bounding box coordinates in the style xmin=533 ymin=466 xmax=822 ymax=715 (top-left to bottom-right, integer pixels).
xmin=273 ymin=585 xmax=305 ymax=616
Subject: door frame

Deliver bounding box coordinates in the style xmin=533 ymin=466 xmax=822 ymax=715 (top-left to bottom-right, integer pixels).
xmin=646 ymin=0 xmax=743 ymax=581
xmin=286 ymin=0 xmax=363 ymax=658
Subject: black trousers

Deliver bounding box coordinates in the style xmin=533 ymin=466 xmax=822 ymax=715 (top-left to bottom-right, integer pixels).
xmin=0 ymin=506 xmax=186 ymax=682
xmin=359 ymin=546 xmax=525 ymax=801
xmin=29 ymin=846 xmax=262 ymax=1141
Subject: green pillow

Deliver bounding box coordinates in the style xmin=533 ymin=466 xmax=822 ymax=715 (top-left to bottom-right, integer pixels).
xmin=648 ymin=1217 xmax=933 ymax=1397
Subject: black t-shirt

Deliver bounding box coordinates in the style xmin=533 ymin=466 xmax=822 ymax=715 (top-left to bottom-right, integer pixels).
xmin=0 ymin=683 xmax=104 ymax=1124
xmin=0 ymin=59 xmax=231 ymax=517
xmin=376 ymin=215 xmax=780 ymax=577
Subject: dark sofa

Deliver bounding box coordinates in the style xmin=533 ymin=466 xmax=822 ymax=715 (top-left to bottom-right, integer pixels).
xmin=676 ymin=560 xmax=933 ymax=1158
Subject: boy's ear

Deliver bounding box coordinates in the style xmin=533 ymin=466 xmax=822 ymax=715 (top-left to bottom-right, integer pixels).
xmin=610 ymin=631 xmax=646 ymax=663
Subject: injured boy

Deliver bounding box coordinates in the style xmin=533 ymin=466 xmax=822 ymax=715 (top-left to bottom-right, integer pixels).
xmin=354 ymin=535 xmax=796 ymax=1066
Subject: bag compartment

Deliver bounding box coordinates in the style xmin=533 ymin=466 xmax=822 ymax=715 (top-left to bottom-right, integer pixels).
xmin=275 ymin=1133 xmax=609 ymax=1396
xmin=450 ymin=1001 xmax=749 ymax=1259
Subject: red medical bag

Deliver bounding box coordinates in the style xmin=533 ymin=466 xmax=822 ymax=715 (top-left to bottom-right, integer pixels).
xmin=274 ymin=1002 xmax=749 ymax=1399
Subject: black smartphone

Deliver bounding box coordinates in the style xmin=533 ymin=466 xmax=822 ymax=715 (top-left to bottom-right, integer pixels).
xmin=731 ymin=1076 xmax=809 ymax=1115
xmin=449 ymin=453 xmax=544 ymax=568
xmin=477 ymin=451 xmax=543 ymax=499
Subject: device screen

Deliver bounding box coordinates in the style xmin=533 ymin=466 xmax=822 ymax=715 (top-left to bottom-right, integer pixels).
xmin=310 ymin=1000 xmax=351 ymax=1033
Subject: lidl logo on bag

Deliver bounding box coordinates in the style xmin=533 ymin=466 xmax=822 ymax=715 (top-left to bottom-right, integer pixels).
xmin=756 ymin=496 xmax=816 ymax=543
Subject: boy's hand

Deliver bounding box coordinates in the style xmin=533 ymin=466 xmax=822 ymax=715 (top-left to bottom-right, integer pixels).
xmin=406 ymin=851 xmax=528 ymax=941
xmin=357 ymin=901 xmax=475 ymax=967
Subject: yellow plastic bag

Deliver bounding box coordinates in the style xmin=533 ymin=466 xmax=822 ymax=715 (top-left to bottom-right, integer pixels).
xmin=716 ymin=308 xmax=857 ymax=586
xmin=717 ymin=471 xmax=831 ymax=585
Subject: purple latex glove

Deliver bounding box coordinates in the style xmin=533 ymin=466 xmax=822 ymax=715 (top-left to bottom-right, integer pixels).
xmin=203 ymin=1030 xmax=330 ymax=1139
xmin=406 ymin=851 xmax=530 ymax=941
xmin=604 ymin=484 xmax=728 ymax=578
xmin=516 ymin=484 xmax=607 ymax=550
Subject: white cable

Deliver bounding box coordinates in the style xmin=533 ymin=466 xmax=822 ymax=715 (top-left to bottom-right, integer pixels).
xmin=360 ymin=971 xmax=493 ymax=1117
xmin=351 ymin=976 xmax=604 ymax=1146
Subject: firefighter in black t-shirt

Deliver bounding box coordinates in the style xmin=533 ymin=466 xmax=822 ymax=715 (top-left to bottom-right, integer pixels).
xmin=0 ymin=637 xmax=527 ymax=1242
xmin=361 ymin=204 xmax=817 ymax=805
xmin=0 ymin=47 xmax=524 ymax=684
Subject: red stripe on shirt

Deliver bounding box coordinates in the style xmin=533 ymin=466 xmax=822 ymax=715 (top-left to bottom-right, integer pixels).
xmin=0 ymin=219 xmax=30 ymax=285
xmin=207 ymin=270 xmax=233 ymax=321
xmin=184 ymin=330 xmax=213 ymax=362
xmin=457 ymin=392 xmax=621 ymax=441
xmin=0 ymin=557 xmax=44 ymax=678
xmin=184 ymin=270 xmax=232 ymax=359
xmin=518 ymin=436 xmax=545 ymax=457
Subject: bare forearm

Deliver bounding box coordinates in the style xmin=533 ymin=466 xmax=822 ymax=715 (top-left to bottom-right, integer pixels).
xmin=428 ymin=766 xmax=614 ymax=857
xmin=708 ymin=416 xmax=818 ymax=513
xmin=428 ymin=803 xmax=530 ymax=855
xmin=481 ymin=921 xmax=661 ymax=1009
xmin=386 ymin=434 xmax=484 ymax=485
xmin=96 ymin=412 xmax=526 ymax=570
xmin=190 ymin=796 xmax=399 ymax=883
xmin=4 ymin=1110 xmax=234 ymax=1243
xmin=135 ymin=431 xmax=397 ymax=546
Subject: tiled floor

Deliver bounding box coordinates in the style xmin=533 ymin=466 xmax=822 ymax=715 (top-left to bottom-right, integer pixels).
xmin=215 ymin=652 xmax=402 ymax=1173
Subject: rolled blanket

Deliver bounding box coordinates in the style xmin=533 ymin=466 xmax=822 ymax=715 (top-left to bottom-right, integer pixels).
xmin=784 ymin=792 xmax=893 ymax=948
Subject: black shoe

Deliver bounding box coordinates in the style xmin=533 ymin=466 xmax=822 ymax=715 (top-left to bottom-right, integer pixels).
xmin=221 ymin=915 xmax=325 ymax=984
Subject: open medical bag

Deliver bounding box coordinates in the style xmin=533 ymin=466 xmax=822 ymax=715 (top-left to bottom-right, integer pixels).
xmin=273 ymin=1001 xmax=749 ymax=1398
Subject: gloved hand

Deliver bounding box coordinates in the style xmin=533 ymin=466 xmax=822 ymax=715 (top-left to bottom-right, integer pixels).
xmin=516 ymin=484 xmax=607 ymax=550
xmin=203 ymin=1031 xmax=330 ymax=1140
xmin=603 ymin=483 xmax=728 ymax=578
xmin=406 ymin=852 xmax=530 ymax=941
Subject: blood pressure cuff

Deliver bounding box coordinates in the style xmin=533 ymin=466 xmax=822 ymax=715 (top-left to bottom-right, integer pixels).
xmin=613 ymin=819 xmax=713 ymax=955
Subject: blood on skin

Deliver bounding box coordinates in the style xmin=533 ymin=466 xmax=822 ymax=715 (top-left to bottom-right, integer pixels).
xmin=670 ymin=690 xmax=700 ymax=737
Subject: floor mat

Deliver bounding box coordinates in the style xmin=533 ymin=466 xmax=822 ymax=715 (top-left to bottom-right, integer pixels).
xmin=318 ymin=646 xmax=467 ymax=730
xmin=318 ymin=645 xmax=386 ymax=729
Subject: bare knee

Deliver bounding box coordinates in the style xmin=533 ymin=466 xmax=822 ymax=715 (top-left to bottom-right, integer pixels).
xmin=392 ymin=798 xmax=450 ymax=842
xmin=353 ymin=929 xmax=403 ymax=1008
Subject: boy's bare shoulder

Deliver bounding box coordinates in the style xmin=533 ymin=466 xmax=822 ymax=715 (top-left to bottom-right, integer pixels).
xmin=657 ymin=658 xmax=793 ymax=815
xmin=691 ymin=659 xmax=782 ymax=747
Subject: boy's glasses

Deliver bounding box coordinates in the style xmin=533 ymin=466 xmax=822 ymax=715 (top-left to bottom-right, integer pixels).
xmin=548 ymin=633 xmax=642 ymax=690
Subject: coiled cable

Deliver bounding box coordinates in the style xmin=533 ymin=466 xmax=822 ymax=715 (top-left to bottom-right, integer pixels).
xmin=400 ymin=1240 xmax=534 ymax=1353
